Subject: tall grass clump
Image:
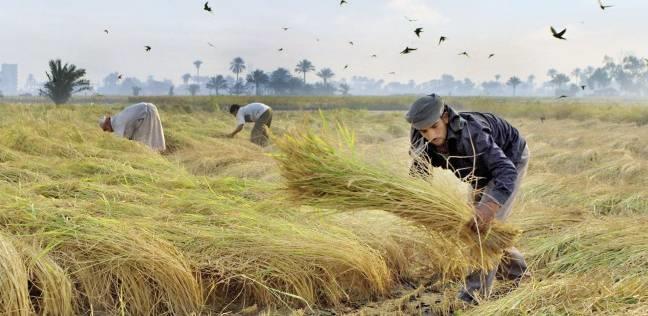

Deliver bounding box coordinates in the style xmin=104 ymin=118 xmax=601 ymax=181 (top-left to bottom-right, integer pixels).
xmin=274 ymin=127 xmax=521 ymax=276
xmin=526 ymin=217 xmax=648 ymax=276
xmin=468 ymin=272 xmax=648 ymax=315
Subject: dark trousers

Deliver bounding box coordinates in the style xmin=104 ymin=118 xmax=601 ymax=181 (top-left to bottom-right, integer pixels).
xmin=251 ymin=109 xmax=272 ymax=147
xmin=462 ymin=146 xmax=530 ymax=299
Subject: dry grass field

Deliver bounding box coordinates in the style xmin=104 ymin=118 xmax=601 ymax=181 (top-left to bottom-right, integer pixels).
xmin=0 ymin=98 xmax=645 ymax=315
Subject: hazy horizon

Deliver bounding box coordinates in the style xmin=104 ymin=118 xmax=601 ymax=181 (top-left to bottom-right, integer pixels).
xmin=2 ymin=0 xmax=648 ymax=86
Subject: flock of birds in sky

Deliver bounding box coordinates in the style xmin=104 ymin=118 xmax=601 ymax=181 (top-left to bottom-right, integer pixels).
xmin=99 ymin=0 xmax=623 ymax=99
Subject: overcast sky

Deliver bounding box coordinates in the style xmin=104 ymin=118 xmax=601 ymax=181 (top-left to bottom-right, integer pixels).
xmin=1 ymin=0 xmax=647 ymax=86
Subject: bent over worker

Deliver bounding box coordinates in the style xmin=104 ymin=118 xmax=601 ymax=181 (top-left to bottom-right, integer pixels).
xmin=99 ymin=102 xmax=166 ymax=152
xmin=228 ymin=102 xmax=273 ymax=147
xmin=406 ymin=94 xmax=529 ymax=304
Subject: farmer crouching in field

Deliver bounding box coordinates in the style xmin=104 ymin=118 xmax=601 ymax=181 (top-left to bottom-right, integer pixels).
xmin=406 ymin=94 xmax=530 ymax=304
xmin=227 ymin=103 xmax=273 ymax=147
xmin=99 ymin=102 xmax=166 ymax=152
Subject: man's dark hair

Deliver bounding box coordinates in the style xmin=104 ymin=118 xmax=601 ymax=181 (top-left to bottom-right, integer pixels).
xmin=229 ymin=104 xmax=241 ymax=115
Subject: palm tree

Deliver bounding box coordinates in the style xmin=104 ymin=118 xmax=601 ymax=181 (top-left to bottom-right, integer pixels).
xmin=193 ymin=60 xmax=203 ymax=84
xmin=246 ymin=70 xmax=270 ymax=96
xmin=506 ymin=76 xmax=522 ymax=96
xmin=229 ymin=57 xmax=246 ymax=81
xmin=181 ymin=73 xmax=192 ymax=86
xmin=188 ymin=84 xmax=200 ymax=96
xmin=229 ymin=80 xmax=246 ymax=96
xmin=295 ymin=59 xmax=316 ymax=84
xmin=550 ymin=73 xmax=570 ymax=90
xmin=339 ymin=83 xmax=350 ymax=96
xmin=132 ymin=86 xmax=142 ymax=96
xmin=206 ymin=75 xmax=228 ymax=96
xmin=571 ymin=68 xmax=582 ymax=82
xmin=269 ymin=68 xmax=292 ymax=95
xmin=39 ymin=59 xmax=91 ymax=105
xmin=316 ymin=68 xmax=335 ymax=86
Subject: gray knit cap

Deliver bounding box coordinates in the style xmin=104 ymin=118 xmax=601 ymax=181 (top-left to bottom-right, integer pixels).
xmin=405 ymin=94 xmax=445 ymax=129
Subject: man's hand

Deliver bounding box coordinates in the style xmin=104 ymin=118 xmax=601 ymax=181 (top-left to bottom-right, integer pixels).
xmin=469 ymin=201 xmax=499 ymax=234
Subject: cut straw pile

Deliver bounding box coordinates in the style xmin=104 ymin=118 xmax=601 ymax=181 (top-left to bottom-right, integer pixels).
xmin=274 ymin=128 xmax=521 ymax=275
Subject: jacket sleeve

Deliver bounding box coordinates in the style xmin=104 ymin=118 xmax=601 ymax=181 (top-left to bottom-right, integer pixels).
xmin=471 ymin=127 xmax=518 ymax=205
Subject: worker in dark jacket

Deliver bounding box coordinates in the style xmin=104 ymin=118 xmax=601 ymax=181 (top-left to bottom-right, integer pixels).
xmin=406 ymin=94 xmax=530 ymax=304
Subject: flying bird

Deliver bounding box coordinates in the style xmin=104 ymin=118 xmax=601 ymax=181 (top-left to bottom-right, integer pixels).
xmin=400 ymin=47 xmax=417 ymax=54
xmin=344 ymin=65 xmax=349 ymax=70
xmin=405 ymin=16 xmax=417 ymax=22
xmin=208 ymin=42 xmax=216 ymax=48
xmin=104 ymin=29 xmax=109 ymax=34
xmin=414 ymin=28 xmax=423 ymax=38
xmin=340 ymin=0 xmax=348 ymax=6
xmin=598 ymin=0 xmax=613 ymax=10
xmin=438 ymin=36 xmax=447 ymax=46
xmin=388 ymin=72 xmax=396 ymax=75
xmin=282 ymin=27 xmax=289 ymax=31
xmin=488 ymin=53 xmax=495 ymax=59
xmin=371 ymin=54 xmax=378 ymax=58
xmin=581 ymin=85 xmax=587 ymax=90
xmin=348 ymin=41 xmax=354 ymax=46
xmin=550 ymin=26 xmax=567 ymax=40
xmin=459 ymin=51 xmax=469 ymax=57
xmin=278 ymin=48 xmax=284 ymax=52
xmin=118 ymin=74 xmax=123 ymax=80
xmin=557 ymin=95 xmax=568 ymax=99
xmin=203 ymin=2 xmax=212 ymax=13
xmin=145 ymin=46 xmax=152 ymax=52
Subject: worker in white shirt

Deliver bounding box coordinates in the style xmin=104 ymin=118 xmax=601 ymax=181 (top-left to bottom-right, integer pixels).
xmin=227 ymin=103 xmax=273 ymax=147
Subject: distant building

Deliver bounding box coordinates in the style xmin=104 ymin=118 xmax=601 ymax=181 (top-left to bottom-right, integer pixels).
xmin=0 ymin=64 xmax=18 ymax=95
xmin=24 ymin=74 xmax=40 ymax=94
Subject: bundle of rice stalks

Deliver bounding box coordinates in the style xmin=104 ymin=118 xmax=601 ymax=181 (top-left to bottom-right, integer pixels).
xmin=0 ymin=233 xmax=31 ymax=316
xmin=0 ymin=196 xmax=203 ymax=315
xmin=274 ymin=129 xmax=520 ymax=275
xmin=153 ymin=204 xmax=394 ymax=310
xmin=19 ymin=241 xmax=74 ymax=316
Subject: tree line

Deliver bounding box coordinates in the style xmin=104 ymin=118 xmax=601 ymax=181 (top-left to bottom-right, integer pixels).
xmin=97 ymin=57 xmax=347 ymax=97
xmin=32 ymin=54 xmax=648 ymax=104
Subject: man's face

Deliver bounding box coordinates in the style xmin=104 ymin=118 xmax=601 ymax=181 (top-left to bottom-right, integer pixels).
xmin=101 ymin=117 xmax=112 ymax=132
xmin=417 ymin=112 xmax=449 ymax=147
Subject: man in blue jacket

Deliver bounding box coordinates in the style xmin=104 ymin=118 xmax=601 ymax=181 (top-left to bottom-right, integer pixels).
xmin=406 ymin=94 xmax=530 ymax=304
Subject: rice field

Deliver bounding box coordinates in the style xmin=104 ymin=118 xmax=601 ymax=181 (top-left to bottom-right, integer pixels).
xmin=0 ymin=99 xmax=646 ymax=315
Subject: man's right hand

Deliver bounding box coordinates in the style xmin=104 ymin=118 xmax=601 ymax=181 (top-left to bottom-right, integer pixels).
xmin=468 ymin=201 xmax=499 ymax=234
